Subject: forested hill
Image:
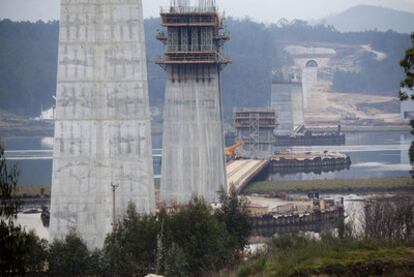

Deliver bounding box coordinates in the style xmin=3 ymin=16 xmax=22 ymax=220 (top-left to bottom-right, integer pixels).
xmin=0 ymin=20 xmax=58 ymax=115
xmin=0 ymin=18 xmax=411 ymax=119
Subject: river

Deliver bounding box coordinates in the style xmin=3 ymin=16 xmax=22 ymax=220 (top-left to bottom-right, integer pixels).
xmin=2 ymin=131 xmax=411 ymax=185
xmin=3 ymin=130 xmax=412 ymax=240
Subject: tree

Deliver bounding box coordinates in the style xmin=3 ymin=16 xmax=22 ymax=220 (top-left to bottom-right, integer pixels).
xmin=215 ymin=186 xmax=251 ymax=259
xmin=48 ymin=231 xmax=100 ymax=275
xmin=164 ymin=243 xmax=188 ymax=277
xmin=400 ymin=33 xmax=414 ymax=173
xmin=0 ymin=144 xmax=20 ymax=221
xmin=0 ymin=143 xmax=48 ymax=275
xmin=161 ymin=197 xmax=234 ymax=276
xmin=400 ymin=33 xmax=414 ymax=92
xmin=102 ymin=202 xmax=160 ymax=276
xmin=0 ymin=221 xmax=48 ymax=274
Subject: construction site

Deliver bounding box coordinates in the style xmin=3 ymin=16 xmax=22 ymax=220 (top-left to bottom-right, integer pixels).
xmin=150 ymin=2 xmax=351 ymax=233
xmin=45 ymin=0 xmax=353 ymax=247
xmin=223 ymin=59 xmax=351 ymax=198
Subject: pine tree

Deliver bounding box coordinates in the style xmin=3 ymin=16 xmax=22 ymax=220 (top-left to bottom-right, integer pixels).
xmin=164 ymin=243 xmax=188 ymax=277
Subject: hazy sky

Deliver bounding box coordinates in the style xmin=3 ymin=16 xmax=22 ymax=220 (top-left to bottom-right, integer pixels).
xmin=1 ymin=0 xmax=414 ymax=23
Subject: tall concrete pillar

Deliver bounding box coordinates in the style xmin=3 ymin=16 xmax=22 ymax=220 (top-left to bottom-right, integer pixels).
xmin=50 ymin=0 xmax=155 ymax=248
xmin=302 ymin=60 xmax=319 ymax=110
xmin=157 ymin=2 xmax=230 ymax=205
xmin=271 ymin=74 xmax=303 ymax=135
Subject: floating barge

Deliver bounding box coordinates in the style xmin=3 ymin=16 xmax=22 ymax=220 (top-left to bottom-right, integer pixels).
xmin=275 ymin=133 xmax=345 ymax=146
xmin=270 ymin=151 xmax=351 ymax=170
xmin=275 ymin=124 xmax=346 ymax=146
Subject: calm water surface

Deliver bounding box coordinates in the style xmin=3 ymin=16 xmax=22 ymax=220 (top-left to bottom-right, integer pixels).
xmin=4 ymin=131 xmax=411 ymax=240
xmin=266 ymin=131 xmax=412 ymax=181
xmin=2 ymin=131 xmax=412 ymax=185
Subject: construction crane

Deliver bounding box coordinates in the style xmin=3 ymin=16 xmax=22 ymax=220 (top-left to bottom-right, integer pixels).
xmin=225 ymin=141 xmax=245 ymax=160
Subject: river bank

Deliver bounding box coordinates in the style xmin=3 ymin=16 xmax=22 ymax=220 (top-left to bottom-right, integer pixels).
xmin=243 ymin=177 xmax=414 ymax=194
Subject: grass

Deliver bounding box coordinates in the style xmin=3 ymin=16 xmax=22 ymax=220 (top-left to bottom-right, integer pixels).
xmin=237 ymin=234 xmax=414 ymax=277
xmin=17 ymin=177 xmax=414 ymax=197
xmin=244 ymin=177 xmax=414 ymax=194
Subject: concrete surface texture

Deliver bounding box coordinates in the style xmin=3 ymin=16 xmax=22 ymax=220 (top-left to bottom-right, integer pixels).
xmin=271 ymin=82 xmax=303 ymax=135
xmin=161 ymin=66 xmax=227 ymax=205
xmin=227 ymin=159 xmax=269 ymax=192
xmin=50 ymin=0 xmax=155 ymax=248
xmin=302 ymin=66 xmax=318 ymax=110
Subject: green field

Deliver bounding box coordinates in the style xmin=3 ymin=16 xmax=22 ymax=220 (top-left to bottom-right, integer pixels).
xmin=243 ymin=177 xmax=414 ymax=194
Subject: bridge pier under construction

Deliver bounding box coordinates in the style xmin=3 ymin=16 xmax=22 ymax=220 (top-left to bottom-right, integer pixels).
xmin=156 ymin=0 xmax=231 ymax=205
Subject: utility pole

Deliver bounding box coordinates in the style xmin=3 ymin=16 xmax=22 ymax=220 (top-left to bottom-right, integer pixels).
xmin=111 ymin=183 xmax=119 ymax=230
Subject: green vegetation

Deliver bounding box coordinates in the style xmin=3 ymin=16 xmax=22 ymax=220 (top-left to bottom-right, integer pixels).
xmin=158 ymin=198 xmax=235 ymax=275
xmin=238 ymin=234 xmax=414 ymax=277
xmin=48 ymin=232 xmax=100 ymax=275
xmin=1 ymin=189 xmax=251 ymax=275
xmin=49 ymin=193 xmax=251 ymax=276
xmin=103 ymin=204 xmax=160 ymax=275
xmin=400 ymin=33 xmax=414 ymax=93
xmin=1 ymin=193 xmax=251 ymax=276
xmin=216 ymin=187 xmax=252 ymax=255
xmin=399 ymin=33 xmax=414 ymax=174
xmin=244 ymin=177 xmax=414 ymax=194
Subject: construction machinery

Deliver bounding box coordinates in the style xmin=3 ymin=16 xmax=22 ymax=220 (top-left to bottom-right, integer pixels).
xmin=225 ymin=141 xmax=245 ymax=160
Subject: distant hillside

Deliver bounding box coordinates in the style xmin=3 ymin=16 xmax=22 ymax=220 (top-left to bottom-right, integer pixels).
xmin=0 ymin=20 xmax=58 ymax=115
xmin=0 ymin=19 xmax=411 ymax=120
xmin=321 ymin=5 xmax=414 ymax=34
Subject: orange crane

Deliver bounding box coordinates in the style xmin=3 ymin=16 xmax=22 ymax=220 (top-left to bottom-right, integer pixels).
xmin=225 ymin=141 xmax=245 ymax=159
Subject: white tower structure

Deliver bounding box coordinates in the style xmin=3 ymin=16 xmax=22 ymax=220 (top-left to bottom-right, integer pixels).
xmin=271 ymin=72 xmax=303 ymax=135
xmin=50 ymin=0 xmax=155 ymax=248
xmin=156 ymin=0 xmax=230 ymax=205
xmin=302 ymin=60 xmax=318 ymax=110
